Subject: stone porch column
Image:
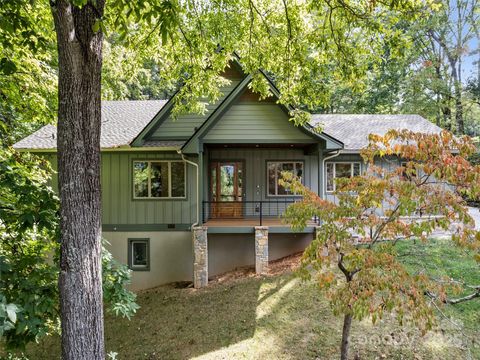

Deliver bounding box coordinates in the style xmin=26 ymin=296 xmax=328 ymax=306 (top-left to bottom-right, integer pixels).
xmin=255 ymin=226 xmax=269 ymax=274
xmin=192 ymin=226 xmax=208 ymax=288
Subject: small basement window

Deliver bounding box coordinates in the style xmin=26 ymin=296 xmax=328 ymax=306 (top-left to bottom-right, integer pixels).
xmin=128 ymin=239 xmax=150 ymax=271
xmin=326 ymin=162 xmax=361 ymax=192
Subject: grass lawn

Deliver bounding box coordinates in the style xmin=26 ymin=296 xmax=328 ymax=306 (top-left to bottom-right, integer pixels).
xmin=17 ymin=238 xmax=480 ymax=359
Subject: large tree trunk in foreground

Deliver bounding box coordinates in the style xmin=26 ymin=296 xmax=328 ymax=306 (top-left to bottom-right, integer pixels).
xmin=51 ymin=1 xmax=106 ymax=359
xmin=340 ymin=313 xmax=353 ymax=360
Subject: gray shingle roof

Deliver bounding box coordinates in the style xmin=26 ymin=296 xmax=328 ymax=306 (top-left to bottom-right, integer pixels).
xmin=13 ymin=100 xmax=168 ymax=150
xmin=15 ymin=102 xmax=442 ymax=153
xmin=311 ymin=114 xmax=443 ymax=151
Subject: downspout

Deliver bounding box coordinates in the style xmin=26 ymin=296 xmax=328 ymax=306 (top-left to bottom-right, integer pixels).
xmin=177 ymin=150 xmax=199 ymax=228
xmin=322 ymin=150 xmax=341 ymax=199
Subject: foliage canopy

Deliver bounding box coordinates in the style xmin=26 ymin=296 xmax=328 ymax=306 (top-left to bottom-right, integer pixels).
xmin=0 ymin=148 xmax=139 ymax=349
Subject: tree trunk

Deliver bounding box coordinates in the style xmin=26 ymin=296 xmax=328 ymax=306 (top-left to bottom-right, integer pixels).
xmin=444 ymin=55 xmax=464 ymax=134
xmin=338 ymin=255 xmax=356 ymax=360
xmin=51 ymin=1 xmax=106 ymax=359
xmin=453 ymin=79 xmax=464 ymax=134
xmin=428 ymin=30 xmax=464 ymax=134
xmin=340 ymin=313 xmax=353 ymax=360
xmin=441 ymin=103 xmax=452 ymax=131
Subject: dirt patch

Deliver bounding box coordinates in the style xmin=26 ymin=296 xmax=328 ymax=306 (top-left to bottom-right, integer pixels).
xmin=208 ymin=252 xmax=303 ymax=285
xmin=268 ymin=251 xmax=303 ymax=274
xmin=171 ymin=281 xmax=193 ymax=289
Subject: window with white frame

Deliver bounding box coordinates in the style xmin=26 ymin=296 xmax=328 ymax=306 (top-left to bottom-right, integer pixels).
xmin=267 ymin=161 xmax=303 ymax=196
xmin=128 ymin=239 xmax=150 ymax=271
xmin=133 ymin=160 xmax=186 ymax=198
xmin=326 ymin=162 xmax=361 ymax=192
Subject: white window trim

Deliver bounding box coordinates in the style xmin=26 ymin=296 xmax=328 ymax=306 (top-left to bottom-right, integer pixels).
xmin=325 ymin=162 xmax=361 ymax=193
xmin=133 ymin=160 xmax=187 ymax=199
xmin=266 ymin=161 xmax=304 ymax=197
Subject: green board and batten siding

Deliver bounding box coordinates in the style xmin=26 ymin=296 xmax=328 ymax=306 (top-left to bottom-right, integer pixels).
xmin=101 ymin=152 xmax=197 ymax=227
xmin=149 ymin=80 xmax=241 ymax=140
xmin=42 ymin=152 xmax=198 ymax=228
xmin=44 ymin=147 xmax=320 ymax=227
xmin=203 ymin=103 xmax=313 ymax=143
xmin=207 ymin=148 xmax=319 ymax=201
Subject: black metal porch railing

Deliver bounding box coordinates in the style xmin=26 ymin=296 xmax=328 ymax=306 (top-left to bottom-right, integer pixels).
xmin=202 ymin=200 xmax=319 ymax=226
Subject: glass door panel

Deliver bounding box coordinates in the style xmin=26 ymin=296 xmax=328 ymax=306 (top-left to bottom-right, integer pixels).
xmin=220 ymin=164 xmax=235 ymax=201
xmin=210 ymin=161 xmax=244 ymax=218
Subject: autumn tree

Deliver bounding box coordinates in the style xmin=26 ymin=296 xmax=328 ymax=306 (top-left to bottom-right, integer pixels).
xmin=282 ymin=130 xmax=480 ymax=360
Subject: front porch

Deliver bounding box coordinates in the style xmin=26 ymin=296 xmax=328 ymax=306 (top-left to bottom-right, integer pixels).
xmin=202 ymin=199 xmax=319 ymax=233
xmin=199 ymin=143 xmax=324 ymax=232
xmin=193 ymin=144 xmax=325 ymax=288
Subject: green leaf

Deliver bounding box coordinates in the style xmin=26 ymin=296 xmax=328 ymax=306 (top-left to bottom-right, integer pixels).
xmin=71 ymin=0 xmax=88 ymax=7
xmin=6 ymin=303 xmax=18 ymax=324
xmin=92 ymin=19 xmax=101 ymax=33
xmin=0 ymin=57 xmax=17 ymax=75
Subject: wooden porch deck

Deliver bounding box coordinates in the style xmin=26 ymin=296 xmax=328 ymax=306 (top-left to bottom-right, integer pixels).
xmin=203 ymin=217 xmax=317 ymax=233
xmin=205 ymin=217 xmax=285 ymax=227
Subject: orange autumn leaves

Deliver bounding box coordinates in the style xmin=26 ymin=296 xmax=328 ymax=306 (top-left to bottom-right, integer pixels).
xmin=282 ymin=129 xmax=480 ymax=332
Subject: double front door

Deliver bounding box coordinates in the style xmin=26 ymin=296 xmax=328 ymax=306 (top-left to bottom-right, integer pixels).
xmin=210 ymin=161 xmax=244 ymax=218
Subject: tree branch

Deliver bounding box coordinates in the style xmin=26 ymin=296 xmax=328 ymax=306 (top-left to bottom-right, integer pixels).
xmin=337 ymin=252 xmax=359 ymax=282
xmin=446 ymin=290 xmax=480 ymax=304
xmin=426 ymin=286 xmax=480 ymax=305
xmin=247 ymin=0 xmax=272 ymax=36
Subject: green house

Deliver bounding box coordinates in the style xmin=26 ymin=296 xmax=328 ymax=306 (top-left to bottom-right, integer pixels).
xmin=14 ymin=61 xmax=443 ymax=290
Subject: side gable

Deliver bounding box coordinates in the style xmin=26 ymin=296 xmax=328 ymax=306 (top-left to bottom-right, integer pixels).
xmin=14 ymin=100 xmax=168 ymax=151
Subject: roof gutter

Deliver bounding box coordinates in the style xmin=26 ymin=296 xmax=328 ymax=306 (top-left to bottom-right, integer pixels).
xmin=322 ymin=150 xmax=342 ymax=199
xmin=177 ymin=150 xmax=199 ymax=228
xmin=15 ymin=146 xmax=182 ymax=153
